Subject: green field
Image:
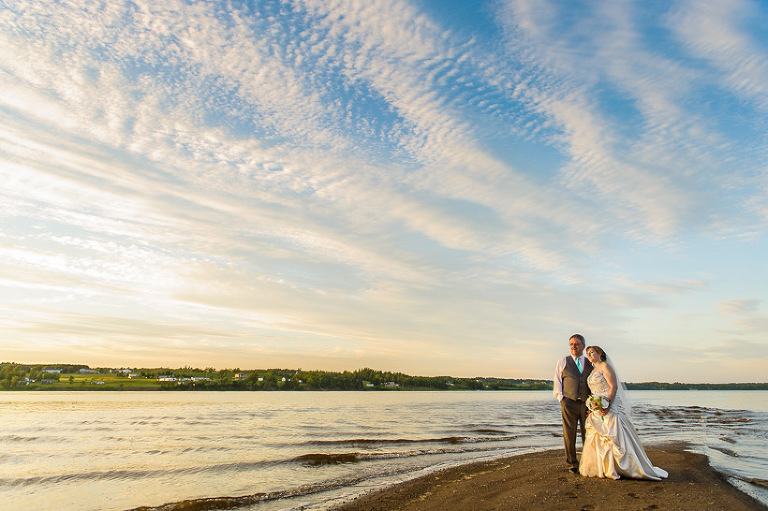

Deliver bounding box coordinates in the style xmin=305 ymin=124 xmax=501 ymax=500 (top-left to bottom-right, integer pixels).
xmin=23 ymin=373 xmax=163 ymax=390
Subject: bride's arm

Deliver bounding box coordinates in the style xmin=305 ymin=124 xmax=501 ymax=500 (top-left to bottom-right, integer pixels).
xmin=603 ymin=365 xmax=618 ymax=404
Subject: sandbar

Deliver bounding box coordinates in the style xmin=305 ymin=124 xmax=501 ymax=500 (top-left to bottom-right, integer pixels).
xmin=333 ymin=443 xmax=765 ymax=511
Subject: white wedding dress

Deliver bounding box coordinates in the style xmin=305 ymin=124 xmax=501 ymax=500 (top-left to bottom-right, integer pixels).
xmin=579 ymin=371 xmax=668 ymax=480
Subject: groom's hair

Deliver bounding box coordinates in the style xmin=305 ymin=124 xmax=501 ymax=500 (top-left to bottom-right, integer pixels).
xmin=570 ymin=333 xmax=585 ymax=344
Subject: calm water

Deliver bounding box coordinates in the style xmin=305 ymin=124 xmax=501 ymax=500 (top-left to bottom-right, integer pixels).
xmin=1 ymin=390 xmax=766 ymax=511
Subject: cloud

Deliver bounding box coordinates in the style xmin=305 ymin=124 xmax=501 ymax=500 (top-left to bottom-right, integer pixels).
xmin=670 ymin=0 xmax=768 ymax=111
xmin=715 ymin=298 xmax=768 ymax=337
xmin=0 ymin=0 xmax=641 ymax=282
xmin=717 ymin=298 xmax=760 ymax=315
xmin=496 ymin=0 xmax=768 ymax=243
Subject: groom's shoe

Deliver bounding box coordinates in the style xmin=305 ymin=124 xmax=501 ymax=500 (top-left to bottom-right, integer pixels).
xmin=567 ymin=466 xmax=579 ymax=474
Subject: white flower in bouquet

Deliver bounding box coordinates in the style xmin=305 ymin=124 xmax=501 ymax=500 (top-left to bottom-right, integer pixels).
xmin=587 ymin=394 xmax=609 ymax=413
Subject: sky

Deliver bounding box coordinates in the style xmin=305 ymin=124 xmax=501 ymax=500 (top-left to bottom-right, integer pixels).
xmin=1 ymin=0 xmax=767 ymax=384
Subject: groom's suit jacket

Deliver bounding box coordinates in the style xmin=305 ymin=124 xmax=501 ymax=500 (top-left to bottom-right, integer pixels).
xmin=561 ymin=356 xmax=593 ymax=402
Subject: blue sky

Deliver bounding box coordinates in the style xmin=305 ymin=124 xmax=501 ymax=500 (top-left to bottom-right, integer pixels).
xmin=1 ymin=0 xmax=767 ymax=383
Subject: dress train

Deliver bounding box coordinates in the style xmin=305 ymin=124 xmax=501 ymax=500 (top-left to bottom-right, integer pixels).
xmin=579 ymin=372 xmax=668 ymax=480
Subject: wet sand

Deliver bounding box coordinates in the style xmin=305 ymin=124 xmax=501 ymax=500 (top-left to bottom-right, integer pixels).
xmin=333 ymin=443 xmax=766 ymax=511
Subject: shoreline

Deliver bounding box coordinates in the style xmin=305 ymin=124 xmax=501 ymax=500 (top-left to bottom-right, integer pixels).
xmin=332 ymin=443 xmax=767 ymax=511
xmin=5 ymin=387 xmax=768 ymax=392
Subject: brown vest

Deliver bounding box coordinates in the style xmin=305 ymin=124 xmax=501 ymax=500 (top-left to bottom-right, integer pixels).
xmin=562 ymin=357 xmax=592 ymax=401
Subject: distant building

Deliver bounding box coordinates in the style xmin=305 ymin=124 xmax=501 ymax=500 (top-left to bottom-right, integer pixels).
xmin=43 ymin=369 xmax=61 ymax=374
xmin=233 ymin=372 xmax=250 ymax=381
xmin=79 ymin=368 xmax=98 ymax=374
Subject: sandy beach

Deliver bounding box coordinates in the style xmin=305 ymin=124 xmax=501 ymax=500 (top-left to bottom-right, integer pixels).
xmin=333 ymin=443 xmax=766 ymax=511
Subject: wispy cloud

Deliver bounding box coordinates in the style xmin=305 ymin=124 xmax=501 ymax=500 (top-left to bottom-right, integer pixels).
xmin=671 ymin=0 xmax=768 ymax=111
xmin=497 ymin=0 xmax=768 ymax=241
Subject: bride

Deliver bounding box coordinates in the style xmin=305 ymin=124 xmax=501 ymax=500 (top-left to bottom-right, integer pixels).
xmin=579 ymin=345 xmax=668 ymax=480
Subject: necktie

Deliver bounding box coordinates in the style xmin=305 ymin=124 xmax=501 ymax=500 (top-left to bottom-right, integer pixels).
xmin=576 ymin=357 xmax=582 ymax=373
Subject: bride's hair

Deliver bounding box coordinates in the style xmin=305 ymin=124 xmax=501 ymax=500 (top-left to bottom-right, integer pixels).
xmin=586 ymin=345 xmax=607 ymax=361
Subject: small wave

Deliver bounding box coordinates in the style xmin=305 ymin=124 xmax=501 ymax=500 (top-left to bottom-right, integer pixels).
xmin=302 ymin=437 xmax=419 ymax=447
xmin=710 ymin=446 xmax=740 ymax=457
xmin=302 ymin=435 xmax=517 ymax=448
xmin=0 ymin=459 xmax=284 ymax=488
xmin=472 ymin=428 xmax=509 ymax=435
xmin=0 ymin=468 xmax=163 ymax=487
xmin=126 ymin=475 xmax=372 ymax=511
xmin=294 ymin=450 xmax=430 ymax=466
xmin=128 ymin=492 xmax=271 ymax=511
xmin=295 ymin=453 xmax=362 ymax=465
xmin=648 ymin=406 xmax=754 ymax=426
xmin=0 ymin=435 xmax=46 ymax=442
xmin=294 ymin=443 xmax=514 ymax=468
xmin=747 ymin=478 xmax=768 ymax=489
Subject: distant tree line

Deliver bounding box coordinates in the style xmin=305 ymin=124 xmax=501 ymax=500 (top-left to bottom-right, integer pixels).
xmin=1 ymin=363 xmax=65 ymax=388
xmin=3 ymin=362 xmax=766 ymax=391
xmin=0 ymin=363 xmax=112 ymax=389
xmin=625 ymin=382 xmax=768 ymax=390
xmin=164 ymin=367 xmax=490 ymax=391
xmin=474 ymin=377 xmax=552 ymax=390
xmin=1 ymin=363 xmax=489 ymax=391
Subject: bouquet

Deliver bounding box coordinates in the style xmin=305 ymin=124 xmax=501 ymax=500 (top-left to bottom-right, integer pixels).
xmin=586 ymin=395 xmax=610 ymax=414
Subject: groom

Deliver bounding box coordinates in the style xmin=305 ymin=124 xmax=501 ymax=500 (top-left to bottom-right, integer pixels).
xmin=553 ymin=333 xmax=593 ymax=473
